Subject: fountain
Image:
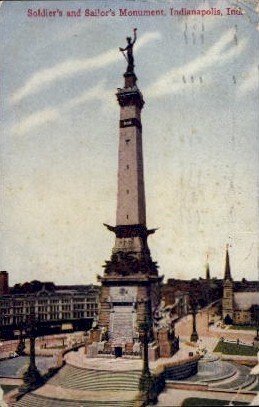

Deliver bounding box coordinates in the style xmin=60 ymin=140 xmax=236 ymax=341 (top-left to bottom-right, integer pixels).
xmin=197 ymin=353 xmax=236 ymax=381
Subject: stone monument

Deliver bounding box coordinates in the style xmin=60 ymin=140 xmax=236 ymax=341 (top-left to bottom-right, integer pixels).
xmin=86 ymin=30 xmax=179 ymax=360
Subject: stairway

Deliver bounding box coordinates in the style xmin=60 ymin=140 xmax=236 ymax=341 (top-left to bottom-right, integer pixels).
xmin=210 ymin=364 xmax=258 ymax=390
xmin=15 ymin=393 xmax=136 ymax=407
xmin=48 ymin=364 xmax=141 ymax=391
xmin=14 ymin=363 xmax=142 ymax=406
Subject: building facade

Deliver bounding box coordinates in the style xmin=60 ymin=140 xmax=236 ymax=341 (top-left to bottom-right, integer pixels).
xmin=0 ymin=278 xmax=99 ymax=339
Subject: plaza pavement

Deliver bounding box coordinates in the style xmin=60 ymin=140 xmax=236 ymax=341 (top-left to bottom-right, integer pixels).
xmin=154 ymin=388 xmax=255 ymax=406
xmin=65 ymin=343 xmax=197 ymax=372
xmin=175 ymin=307 xmax=256 ymax=349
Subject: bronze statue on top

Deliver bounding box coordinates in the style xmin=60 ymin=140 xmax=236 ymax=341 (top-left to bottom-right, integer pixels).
xmin=119 ymin=28 xmax=137 ymax=73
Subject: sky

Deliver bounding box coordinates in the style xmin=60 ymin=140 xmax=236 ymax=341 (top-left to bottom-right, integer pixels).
xmin=0 ymin=0 xmax=258 ymax=286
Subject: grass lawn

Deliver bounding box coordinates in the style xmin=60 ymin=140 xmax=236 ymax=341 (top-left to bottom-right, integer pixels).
xmin=182 ymin=397 xmax=249 ymax=406
xmin=229 ymin=325 xmax=256 ymax=331
xmin=214 ymin=341 xmax=258 ymax=356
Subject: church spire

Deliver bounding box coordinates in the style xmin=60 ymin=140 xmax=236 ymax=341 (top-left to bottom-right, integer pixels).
xmin=224 ymin=244 xmax=232 ymax=281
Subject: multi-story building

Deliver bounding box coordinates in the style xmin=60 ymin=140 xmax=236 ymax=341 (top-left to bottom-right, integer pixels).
xmin=0 ymin=275 xmax=100 ymax=339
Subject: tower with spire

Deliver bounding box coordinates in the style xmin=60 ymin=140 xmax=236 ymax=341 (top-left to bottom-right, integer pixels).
xmin=96 ymin=30 xmax=164 ymax=352
xmin=222 ymin=244 xmax=234 ymax=323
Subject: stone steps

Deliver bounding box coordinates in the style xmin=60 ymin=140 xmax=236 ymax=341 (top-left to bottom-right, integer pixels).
xmin=49 ymin=364 xmax=141 ymax=391
xmin=210 ymin=364 xmax=257 ymax=390
xmin=197 ymin=362 xmax=237 ymax=383
xmin=245 ymin=376 xmax=258 ymax=391
xmin=15 ymin=393 xmax=136 ymax=407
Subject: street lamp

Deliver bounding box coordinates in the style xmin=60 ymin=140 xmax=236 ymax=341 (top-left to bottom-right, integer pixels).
xmin=189 ymin=297 xmax=199 ymax=343
xmin=16 ymin=323 xmax=25 ymax=356
xmin=138 ymin=307 xmax=158 ymax=405
xmin=22 ymin=314 xmax=43 ymax=389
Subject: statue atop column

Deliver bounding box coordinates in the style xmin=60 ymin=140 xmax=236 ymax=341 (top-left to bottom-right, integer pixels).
xmin=119 ymin=28 xmax=137 ymax=73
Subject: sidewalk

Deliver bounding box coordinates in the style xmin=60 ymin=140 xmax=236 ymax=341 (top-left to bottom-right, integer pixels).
xmin=155 ymin=388 xmax=256 ymax=406
xmin=65 ymin=343 xmax=197 ymax=372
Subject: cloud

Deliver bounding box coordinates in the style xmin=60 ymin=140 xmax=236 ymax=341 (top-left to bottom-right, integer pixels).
xmin=11 ymin=82 xmax=114 ymax=135
xmin=147 ymin=29 xmax=247 ymax=98
xmin=10 ymin=50 xmax=116 ymax=105
xmin=237 ymin=64 xmax=259 ymax=96
xmin=11 ymin=108 xmax=59 ymax=135
xmin=10 ymin=32 xmax=161 ymax=105
xmin=134 ymin=31 xmax=161 ymax=50
xmin=62 ymin=81 xmax=108 ymax=110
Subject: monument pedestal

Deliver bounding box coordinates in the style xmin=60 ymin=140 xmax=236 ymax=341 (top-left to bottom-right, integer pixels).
xmin=157 ymin=328 xmax=179 ymax=358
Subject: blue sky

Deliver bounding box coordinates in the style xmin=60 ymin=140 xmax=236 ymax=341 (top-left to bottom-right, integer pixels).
xmin=1 ymin=0 xmax=258 ymax=285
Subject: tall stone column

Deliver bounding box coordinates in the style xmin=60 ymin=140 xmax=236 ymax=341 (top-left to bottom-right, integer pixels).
xmin=98 ymin=34 xmax=163 ymax=349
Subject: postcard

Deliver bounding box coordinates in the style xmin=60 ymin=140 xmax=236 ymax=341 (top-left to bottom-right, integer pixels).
xmin=0 ymin=0 xmax=258 ymax=406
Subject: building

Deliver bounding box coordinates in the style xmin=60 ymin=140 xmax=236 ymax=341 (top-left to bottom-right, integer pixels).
xmin=222 ymin=246 xmax=259 ymax=325
xmin=162 ymin=274 xmax=223 ymax=320
xmin=0 ymin=271 xmax=9 ymax=295
xmin=0 ymin=276 xmax=99 ymax=339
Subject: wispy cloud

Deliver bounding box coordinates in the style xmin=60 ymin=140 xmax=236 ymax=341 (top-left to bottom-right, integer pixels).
xmin=10 ymin=32 xmax=161 ymax=105
xmin=63 ymin=81 xmax=108 ymax=110
xmin=11 ymin=108 xmax=59 ymax=136
xmin=11 ymin=82 xmax=113 ymax=136
xmin=134 ymin=31 xmax=161 ymax=50
xmin=10 ymin=50 xmax=116 ymax=105
xmin=237 ymin=64 xmax=259 ymax=96
xmin=147 ymin=29 xmax=247 ymax=98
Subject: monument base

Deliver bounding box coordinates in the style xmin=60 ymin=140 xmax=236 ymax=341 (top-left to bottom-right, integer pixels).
xmin=85 ymin=327 xmax=179 ymax=362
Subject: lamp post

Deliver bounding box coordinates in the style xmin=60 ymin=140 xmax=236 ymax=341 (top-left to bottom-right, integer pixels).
xmin=138 ymin=309 xmax=157 ymax=406
xmin=190 ymin=297 xmax=199 ymax=343
xmin=23 ymin=314 xmax=43 ymax=389
xmin=16 ymin=323 xmax=25 ymax=356
xmin=139 ymin=320 xmax=151 ymax=377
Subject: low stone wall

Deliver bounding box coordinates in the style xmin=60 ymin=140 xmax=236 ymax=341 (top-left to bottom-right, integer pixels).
xmin=24 ymin=347 xmax=60 ymax=357
xmin=141 ymin=356 xmax=200 ymax=406
xmin=153 ymin=355 xmax=200 ymax=381
xmin=167 ymin=382 xmax=208 ymax=391
xmin=221 ymin=354 xmax=258 ymax=367
xmin=164 ymin=359 xmax=199 ymax=380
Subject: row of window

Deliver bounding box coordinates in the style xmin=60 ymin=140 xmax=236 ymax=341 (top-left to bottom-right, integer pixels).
xmin=1 ymin=303 xmax=97 ymax=314
xmin=1 ymin=300 xmax=98 ymax=308
xmin=1 ymin=296 xmax=98 ymax=308
xmin=1 ymin=310 xmax=97 ymax=325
